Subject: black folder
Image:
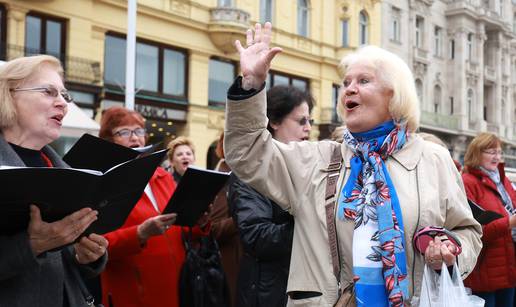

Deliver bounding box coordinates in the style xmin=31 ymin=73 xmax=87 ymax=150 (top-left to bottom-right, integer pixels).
xmin=0 ymin=149 xmax=168 ymax=235
xmin=163 ymin=166 xmax=230 ymax=227
xmin=63 ymin=133 xmax=160 ymax=172
xmin=468 ymin=199 xmax=504 ymax=225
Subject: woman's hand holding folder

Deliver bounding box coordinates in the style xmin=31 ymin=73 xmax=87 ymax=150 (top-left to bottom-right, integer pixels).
xmin=28 ymin=205 xmax=98 ymax=256
xmin=137 ymin=213 xmax=177 ymax=245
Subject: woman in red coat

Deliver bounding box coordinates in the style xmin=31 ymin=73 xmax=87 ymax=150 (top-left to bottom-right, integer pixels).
xmin=98 ymin=107 xmax=209 ymax=307
xmin=462 ymin=132 xmax=516 ymax=307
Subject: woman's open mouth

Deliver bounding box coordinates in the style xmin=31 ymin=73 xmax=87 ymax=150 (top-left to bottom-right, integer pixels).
xmin=345 ymin=101 xmax=360 ymax=110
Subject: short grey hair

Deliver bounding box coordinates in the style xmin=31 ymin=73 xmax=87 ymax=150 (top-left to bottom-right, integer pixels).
xmin=337 ymin=45 xmax=420 ymax=132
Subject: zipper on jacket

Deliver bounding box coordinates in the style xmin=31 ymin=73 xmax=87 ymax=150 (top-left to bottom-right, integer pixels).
xmin=335 ymin=164 xmax=350 ymax=287
xmin=411 ymin=165 xmax=421 ymax=296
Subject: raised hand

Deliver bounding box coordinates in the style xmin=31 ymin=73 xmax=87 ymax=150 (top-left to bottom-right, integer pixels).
xmin=137 ymin=213 xmax=177 ymax=244
xmin=235 ymin=22 xmax=282 ymax=90
xmin=28 ymin=205 xmax=98 ymax=256
xmin=74 ymin=233 xmax=108 ymax=264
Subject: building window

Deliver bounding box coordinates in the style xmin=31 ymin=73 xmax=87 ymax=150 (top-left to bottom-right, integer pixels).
xmin=332 ymin=84 xmax=341 ymax=123
xmin=104 ymin=34 xmax=187 ymax=100
xmin=415 ymin=16 xmax=423 ymax=48
xmin=415 ymin=79 xmax=423 ymax=104
xmin=449 ymin=39 xmax=455 ymax=59
xmin=218 ymin=0 xmax=233 ymax=7
xmin=449 ymin=97 xmax=454 ymax=115
xmin=0 ymin=5 xmax=6 ymax=60
xmin=208 ymin=58 xmax=236 ymax=107
xmin=434 ymin=26 xmax=442 ymax=57
xmin=341 ymin=19 xmax=349 ymax=47
xmin=467 ymin=89 xmax=474 ymax=122
xmin=359 ymin=10 xmax=368 ymax=45
xmin=297 ymin=0 xmax=309 ymax=37
xmin=266 ymin=70 xmax=309 ymax=91
xmin=260 ymin=0 xmax=273 ymax=23
xmin=390 ymin=7 xmax=401 ymax=43
xmin=25 ymin=14 xmax=66 ymax=60
xmin=433 ymin=85 xmax=441 ymax=113
xmin=513 ymin=13 xmax=516 ymax=33
xmin=467 ymin=33 xmax=473 ymax=61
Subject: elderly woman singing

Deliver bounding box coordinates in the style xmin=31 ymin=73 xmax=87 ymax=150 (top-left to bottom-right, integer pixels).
xmin=223 ymin=23 xmax=482 ymax=307
xmin=0 ymin=55 xmax=107 ymax=307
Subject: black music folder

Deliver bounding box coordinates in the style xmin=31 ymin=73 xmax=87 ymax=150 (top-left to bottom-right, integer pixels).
xmin=163 ymin=166 xmax=230 ymax=227
xmin=63 ymin=133 xmax=160 ymax=172
xmin=0 ymin=149 xmax=168 ymax=235
xmin=468 ymin=199 xmax=504 ymax=225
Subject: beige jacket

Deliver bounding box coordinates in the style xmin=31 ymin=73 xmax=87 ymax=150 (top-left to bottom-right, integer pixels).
xmin=224 ymin=88 xmax=482 ymax=306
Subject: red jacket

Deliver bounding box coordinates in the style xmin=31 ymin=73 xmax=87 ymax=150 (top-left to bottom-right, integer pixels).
xmin=462 ymin=164 xmax=516 ymax=292
xmin=101 ymin=167 xmax=208 ymax=307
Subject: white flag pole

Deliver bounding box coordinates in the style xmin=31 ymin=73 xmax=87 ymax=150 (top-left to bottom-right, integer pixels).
xmin=125 ymin=0 xmax=137 ymax=110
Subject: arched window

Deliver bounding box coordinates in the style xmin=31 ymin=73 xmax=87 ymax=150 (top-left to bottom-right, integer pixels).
xmin=433 ymin=85 xmax=442 ymax=113
xmin=415 ymin=79 xmax=423 ymax=104
xmin=297 ymin=0 xmax=309 ymax=37
xmin=467 ymin=89 xmax=474 ymax=122
xmin=359 ymin=10 xmax=368 ymax=45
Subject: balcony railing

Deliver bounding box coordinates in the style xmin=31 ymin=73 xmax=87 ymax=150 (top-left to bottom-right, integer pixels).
xmin=466 ymin=60 xmax=479 ymax=74
xmin=1 ymin=44 xmax=101 ymax=85
xmin=484 ymin=66 xmax=496 ymax=81
xmin=421 ymin=111 xmax=460 ymax=131
xmin=210 ymin=7 xmax=250 ymax=26
xmin=208 ymin=7 xmax=250 ymax=53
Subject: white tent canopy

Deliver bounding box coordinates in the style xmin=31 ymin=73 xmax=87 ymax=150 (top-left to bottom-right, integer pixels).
xmin=61 ymin=102 xmax=100 ymax=137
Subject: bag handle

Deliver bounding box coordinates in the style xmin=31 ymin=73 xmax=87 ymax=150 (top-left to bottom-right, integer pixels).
xmin=63 ymin=248 xmax=100 ymax=307
xmin=324 ymin=146 xmax=343 ymax=286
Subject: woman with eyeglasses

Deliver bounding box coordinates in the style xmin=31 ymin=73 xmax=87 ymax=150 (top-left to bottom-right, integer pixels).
xmin=0 ymin=55 xmax=107 ymax=307
xmin=228 ymin=85 xmax=313 ymax=307
xmin=462 ymin=132 xmax=516 ymax=307
xmin=98 ymin=107 xmax=209 ymax=307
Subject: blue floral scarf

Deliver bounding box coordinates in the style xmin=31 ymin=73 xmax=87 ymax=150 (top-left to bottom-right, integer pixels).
xmin=339 ymin=121 xmax=409 ymax=307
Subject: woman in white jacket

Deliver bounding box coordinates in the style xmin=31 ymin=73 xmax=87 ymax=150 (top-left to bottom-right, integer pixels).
xmin=223 ymin=22 xmax=482 ymax=307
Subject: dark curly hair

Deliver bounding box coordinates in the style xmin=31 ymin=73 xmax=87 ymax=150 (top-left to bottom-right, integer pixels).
xmin=266 ymin=85 xmax=314 ymax=135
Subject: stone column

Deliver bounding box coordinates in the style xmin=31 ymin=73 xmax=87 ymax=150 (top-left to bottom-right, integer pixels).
xmin=5 ymin=4 xmax=28 ymax=58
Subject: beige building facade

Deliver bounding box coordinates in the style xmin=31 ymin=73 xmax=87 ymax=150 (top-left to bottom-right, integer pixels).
xmin=0 ymin=0 xmax=382 ymax=167
xmin=381 ymin=0 xmax=516 ymax=168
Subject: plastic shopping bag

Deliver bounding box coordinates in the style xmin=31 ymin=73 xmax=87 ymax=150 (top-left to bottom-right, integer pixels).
xmin=417 ymin=262 xmax=484 ymax=307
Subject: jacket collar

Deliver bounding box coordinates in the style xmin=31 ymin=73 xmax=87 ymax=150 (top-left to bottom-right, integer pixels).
xmin=341 ymin=134 xmax=423 ymax=171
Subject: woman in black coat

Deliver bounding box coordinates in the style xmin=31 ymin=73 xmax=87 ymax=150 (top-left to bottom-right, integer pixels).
xmin=228 ymin=85 xmax=314 ymax=307
xmin=0 ymin=55 xmax=107 ymax=307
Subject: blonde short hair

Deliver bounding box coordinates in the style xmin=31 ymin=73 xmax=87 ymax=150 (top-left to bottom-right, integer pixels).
xmin=166 ymin=136 xmax=195 ymax=161
xmin=0 ymin=55 xmax=63 ymax=129
xmin=464 ymin=132 xmax=501 ymax=171
xmin=337 ymin=46 xmax=420 ymax=132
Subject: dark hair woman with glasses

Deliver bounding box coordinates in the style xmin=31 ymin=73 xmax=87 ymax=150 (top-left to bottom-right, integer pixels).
xmin=462 ymin=132 xmax=516 ymax=307
xmin=228 ymin=85 xmax=313 ymax=307
xmin=98 ymin=107 xmax=209 ymax=307
xmin=0 ymin=55 xmax=107 ymax=307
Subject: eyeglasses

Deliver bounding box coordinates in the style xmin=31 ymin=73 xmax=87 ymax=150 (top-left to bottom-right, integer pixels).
xmin=11 ymin=86 xmax=73 ymax=103
xmin=482 ymin=150 xmax=504 ymax=156
xmin=113 ymin=128 xmax=146 ymax=138
xmin=293 ymin=116 xmax=314 ymax=126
